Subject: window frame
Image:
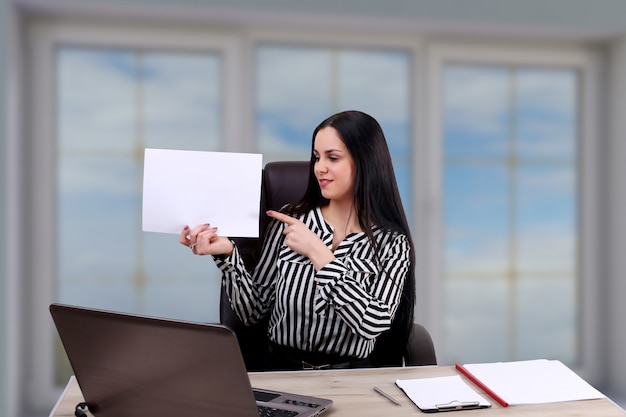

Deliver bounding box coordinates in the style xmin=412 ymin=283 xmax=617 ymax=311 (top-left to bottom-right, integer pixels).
xmin=426 ymin=41 xmax=602 ymax=383
xmin=24 ymin=18 xmax=244 ymax=408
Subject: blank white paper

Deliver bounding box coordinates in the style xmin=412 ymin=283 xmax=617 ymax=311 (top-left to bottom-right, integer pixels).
xmin=462 ymin=359 xmax=606 ymax=405
xmin=396 ymin=375 xmax=491 ymax=411
xmin=142 ymin=148 xmax=262 ymax=237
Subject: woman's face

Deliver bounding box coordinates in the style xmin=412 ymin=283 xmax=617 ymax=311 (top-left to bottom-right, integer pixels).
xmin=313 ymin=127 xmax=355 ymax=204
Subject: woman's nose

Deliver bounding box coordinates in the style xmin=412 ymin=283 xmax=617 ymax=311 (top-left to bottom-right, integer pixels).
xmin=315 ymin=160 xmax=328 ymax=174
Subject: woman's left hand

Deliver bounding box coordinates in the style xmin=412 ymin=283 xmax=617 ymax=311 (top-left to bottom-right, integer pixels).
xmin=179 ymin=224 xmax=234 ymax=256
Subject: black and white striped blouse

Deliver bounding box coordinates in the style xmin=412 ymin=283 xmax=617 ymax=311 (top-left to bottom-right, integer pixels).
xmin=214 ymin=207 xmax=410 ymax=359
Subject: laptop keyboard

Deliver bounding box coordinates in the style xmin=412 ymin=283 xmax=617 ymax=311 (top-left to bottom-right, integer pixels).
xmin=257 ymin=404 xmax=299 ymax=417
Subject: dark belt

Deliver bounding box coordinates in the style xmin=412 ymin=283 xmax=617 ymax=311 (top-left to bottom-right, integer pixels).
xmin=267 ymin=341 xmax=368 ymax=371
xmin=301 ymin=360 xmax=351 ymax=370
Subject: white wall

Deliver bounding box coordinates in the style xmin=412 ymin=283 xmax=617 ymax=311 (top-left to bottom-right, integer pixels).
xmin=605 ymin=36 xmax=626 ymax=399
xmin=15 ymin=0 xmax=626 ymax=35
xmin=0 ymin=0 xmax=9 ymax=414
xmin=1 ymin=1 xmax=16 ymax=416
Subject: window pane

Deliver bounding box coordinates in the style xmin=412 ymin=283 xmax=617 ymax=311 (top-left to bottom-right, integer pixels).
xmin=444 ymin=165 xmax=509 ymax=273
xmin=58 ymin=49 xmax=135 ymax=151
xmin=516 ymin=69 xmax=577 ymax=160
xmin=143 ymin=53 xmax=221 ymax=150
xmin=516 ymin=276 xmax=576 ymax=363
xmin=256 ymin=45 xmax=412 ymax=210
xmin=256 ymin=46 xmax=332 ymax=159
xmin=57 ymin=155 xmax=138 ymax=289
xmin=56 ymin=47 xmax=223 ymax=383
xmin=338 ymin=48 xmax=411 ymax=207
xmin=337 ymin=48 xmax=410 ymax=154
xmin=444 ymin=66 xmax=510 ymax=159
xmin=442 ymin=64 xmax=578 ymax=366
xmin=516 ymin=165 xmax=576 ymax=270
xmin=444 ymin=278 xmax=509 ymax=364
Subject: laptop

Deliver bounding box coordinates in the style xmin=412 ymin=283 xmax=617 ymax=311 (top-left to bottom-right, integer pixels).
xmin=50 ymin=303 xmax=333 ymax=417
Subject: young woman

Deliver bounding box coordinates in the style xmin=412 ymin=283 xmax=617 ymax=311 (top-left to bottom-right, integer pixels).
xmin=180 ymin=110 xmax=416 ymax=370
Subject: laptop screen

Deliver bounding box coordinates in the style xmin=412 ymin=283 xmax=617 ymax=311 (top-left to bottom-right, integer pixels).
xmin=50 ymin=303 xmax=264 ymax=417
xmin=50 ymin=303 xmax=332 ymax=417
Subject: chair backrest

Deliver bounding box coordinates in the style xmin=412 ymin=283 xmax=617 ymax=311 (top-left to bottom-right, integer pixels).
xmin=223 ymin=161 xmax=310 ymax=370
xmin=222 ymin=161 xmax=436 ymax=370
xmin=405 ymin=323 xmax=437 ymax=366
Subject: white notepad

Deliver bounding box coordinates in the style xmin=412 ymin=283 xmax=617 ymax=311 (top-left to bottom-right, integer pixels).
xmin=396 ymin=375 xmax=491 ymax=412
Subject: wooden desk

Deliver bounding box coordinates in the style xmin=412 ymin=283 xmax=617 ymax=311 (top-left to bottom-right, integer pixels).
xmin=50 ymin=366 xmax=625 ymax=417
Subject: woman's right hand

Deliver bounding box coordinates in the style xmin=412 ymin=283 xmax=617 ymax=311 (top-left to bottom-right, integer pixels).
xmin=179 ymin=224 xmax=234 ymax=256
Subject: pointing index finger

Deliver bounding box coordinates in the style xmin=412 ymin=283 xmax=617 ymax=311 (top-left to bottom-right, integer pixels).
xmin=266 ymin=210 xmax=298 ymax=225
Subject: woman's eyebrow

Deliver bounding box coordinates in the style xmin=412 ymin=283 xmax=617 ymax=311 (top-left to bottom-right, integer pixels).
xmin=314 ymin=148 xmax=344 ymax=154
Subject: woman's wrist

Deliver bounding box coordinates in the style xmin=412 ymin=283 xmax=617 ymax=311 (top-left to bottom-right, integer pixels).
xmin=310 ymin=245 xmax=335 ymax=271
xmin=214 ymin=239 xmax=235 ymax=260
xmin=226 ymin=239 xmax=235 ymax=256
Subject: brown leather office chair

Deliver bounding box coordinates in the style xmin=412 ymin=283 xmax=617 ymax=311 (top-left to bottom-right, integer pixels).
xmin=223 ymin=161 xmax=436 ymax=370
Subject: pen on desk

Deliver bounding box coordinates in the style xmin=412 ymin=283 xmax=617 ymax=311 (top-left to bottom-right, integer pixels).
xmin=373 ymin=386 xmax=401 ymax=406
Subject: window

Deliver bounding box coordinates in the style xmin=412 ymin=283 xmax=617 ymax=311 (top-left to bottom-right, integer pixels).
xmin=427 ymin=45 xmax=599 ymax=375
xmin=57 ymin=47 xmax=223 ymax=313
xmin=26 ymin=23 xmax=242 ymax=408
xmin=55 ymin=47 xmax=225 ymax=382
xmin=255 ymin=44 xmax=413 ymax=210
xmin=442 ymin=65 xmax=578 ymax=364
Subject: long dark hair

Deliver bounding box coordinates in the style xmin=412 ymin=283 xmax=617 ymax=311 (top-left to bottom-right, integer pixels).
xmin=288 ymin=110 xmax=416 ymax=365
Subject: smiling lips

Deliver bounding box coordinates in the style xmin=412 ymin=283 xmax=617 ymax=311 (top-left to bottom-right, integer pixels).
xmin=319 ymin=179 xmax=332 ymax=188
